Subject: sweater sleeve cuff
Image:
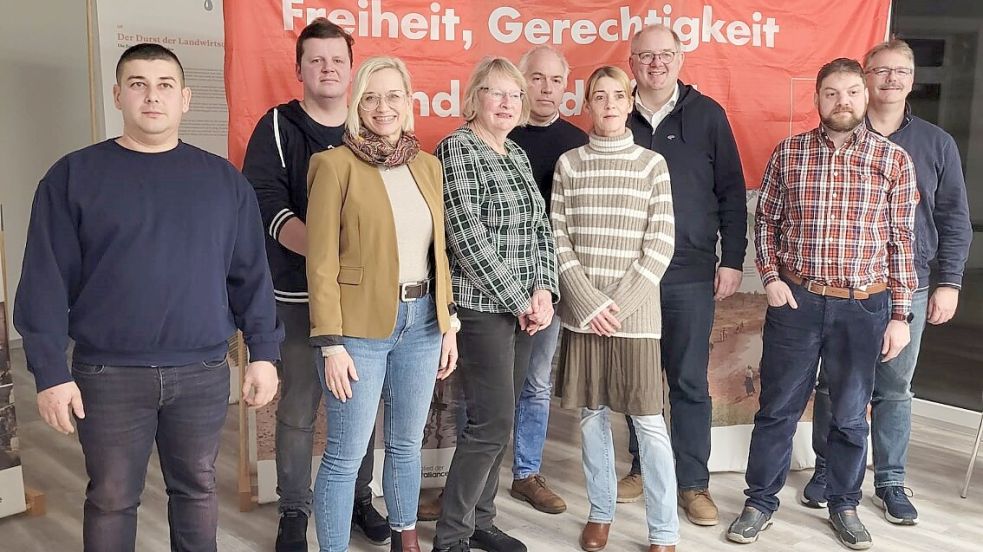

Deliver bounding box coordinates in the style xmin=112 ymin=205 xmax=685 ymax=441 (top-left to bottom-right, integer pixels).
xmin=32 ymin=366 xmax=73 ymax=393
xmin=23 ymin=339 xmax=72 ymax=392
xmin=246 ymin=341 xmax=281 ymax=363
xmin=719 ymin=250 xmax=746 ymax=271
xmin=936 ymin=273 xmax=964 ymax=289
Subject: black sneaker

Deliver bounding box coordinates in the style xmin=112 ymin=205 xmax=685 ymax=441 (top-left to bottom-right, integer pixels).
xmin=275 ymin=509 xmax=308 ymax=552
xmin=470 ymin=525 xmax=527 ymax=552
xmin=432 ymin=539 xmax=471 ymax=552
xmin=726 ymin=506 xmax=773 ymax=544
xmin=353 ymin=495 xmax=391 ymax=545
xmin=872 ymin=486 xmax=919 ymax=525
xmin=829 ymin=509 xmax=873 ymax=550
xmin=800 ymin=467 xmax=828 ymax=508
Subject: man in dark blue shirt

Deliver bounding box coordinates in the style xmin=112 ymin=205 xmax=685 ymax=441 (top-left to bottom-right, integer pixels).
xmin=14 ymin=44 xmax=283 ymax=552
xmin=805 ymin=39 xmax=973 ymax=527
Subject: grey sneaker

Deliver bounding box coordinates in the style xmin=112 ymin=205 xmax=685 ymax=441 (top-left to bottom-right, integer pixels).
xmin=726 ymin=506 xmax=773 ymax=544
xmin=872 ymin=486 xmax=918 ymax=525
xmin=829 ymin=509 xmax=873 ymax=550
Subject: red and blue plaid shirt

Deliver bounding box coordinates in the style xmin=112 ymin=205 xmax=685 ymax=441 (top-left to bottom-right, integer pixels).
xmin=755 ymin=124 xmax=918 ymax=316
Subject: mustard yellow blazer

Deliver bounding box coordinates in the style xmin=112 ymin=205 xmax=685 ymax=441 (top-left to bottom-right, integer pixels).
xmin=306 ymin=145 xmax=454 ymax=340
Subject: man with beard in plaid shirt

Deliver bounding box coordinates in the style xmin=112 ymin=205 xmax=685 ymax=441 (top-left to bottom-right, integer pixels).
xmin=727 ymin=58 xmax=918 ymax=551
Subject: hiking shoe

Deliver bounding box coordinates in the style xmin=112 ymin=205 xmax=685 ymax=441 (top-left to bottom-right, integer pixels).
xmin=616 ymin=473 xmax=643 ymax=503
xmin=829 ymin=509 xmax=873 ymax=550
xmin=726 ymin=506 xmax=773 ymax=544
xmin=872 ymin=486 xmax=918 ymax=525
xmin=678 ymin=488 xmax=719 ymax=526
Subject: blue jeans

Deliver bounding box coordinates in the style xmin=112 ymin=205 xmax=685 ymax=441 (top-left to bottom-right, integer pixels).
xmin=812 ymin=288 xmax=929 ymax=488
xmin=312 ymin=295 xmax=442 ymax=552
xmin=744 ymin=279 xmax=889 ymax=514
xmin=513 ymin=318 xmax=561 ymax=479
xmin=626 ymin=280 xmax=715 ymax=488
xmin=73 ymin=359 xmax=230 ymax=552
xmin=582 ymin=407 xmax=679 ymax=546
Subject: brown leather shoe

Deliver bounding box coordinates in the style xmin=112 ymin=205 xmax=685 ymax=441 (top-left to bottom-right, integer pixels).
xmin=580 ymin=521 xmax=610 ymax=552
xmin=391 ymin=528 xmax=421 ymax=551
xmin=648 ymin=545 xmax=676 ymax=552
xmin=679 ymin=488 xmax=719 ymax=526
xmin=510 ymin=475 xmax=567 ymax=514
xmin=617 ymin=473 xmax=643 ymax=503
xmin=417 ymin=490 xmax=442 ymax=522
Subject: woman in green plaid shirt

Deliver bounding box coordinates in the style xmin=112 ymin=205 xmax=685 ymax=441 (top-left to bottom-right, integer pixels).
xmin=431 ymin=57 xmax=559 ymax=552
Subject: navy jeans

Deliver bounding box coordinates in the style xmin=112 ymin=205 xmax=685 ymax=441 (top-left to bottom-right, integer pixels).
xmin=812 ymin=288 xmax=929 ymax=489
xmin=73 ymin=359 xmax=230 ymax=552
xmin=627 ymin=280 xmax=715 ymax=489
xmin=744 ymin=279 xmax=889 ymax=514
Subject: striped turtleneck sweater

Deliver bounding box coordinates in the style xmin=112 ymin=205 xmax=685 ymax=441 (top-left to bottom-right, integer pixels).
xmin=551 ymin=130 xmax=674 ymax=339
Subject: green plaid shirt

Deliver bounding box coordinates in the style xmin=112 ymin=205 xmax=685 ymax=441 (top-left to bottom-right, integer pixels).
xmin=436 ymin=126 xmax=559 ymax=315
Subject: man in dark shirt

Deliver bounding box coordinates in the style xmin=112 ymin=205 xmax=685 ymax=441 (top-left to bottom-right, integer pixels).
xmin=507 ymin=45 xmax=587 ymax=515
xmin=621 ymin=24 xmax=748 ymax=526
xmin=241 ymin=18 xmax=388 ymax=550
xmin=15 ymin=44 xmax=283 ymax=552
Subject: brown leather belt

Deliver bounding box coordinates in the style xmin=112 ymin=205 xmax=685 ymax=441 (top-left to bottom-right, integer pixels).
xmin=779 ymin=269 xmax=886 ymax=300
xmin=399 ymin=279 xmax=432 ymax=302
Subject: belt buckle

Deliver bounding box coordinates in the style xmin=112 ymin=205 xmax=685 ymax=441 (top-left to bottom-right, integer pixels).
xmin=400 ymin=282 xmax=417 ymax=302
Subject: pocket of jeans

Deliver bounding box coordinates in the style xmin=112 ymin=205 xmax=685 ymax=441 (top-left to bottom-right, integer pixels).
xmin=71 ymin=362 xmax=106 ymax=376
xmin=853 ymin=292 xmax=888 ymax=316
xmin=201 ymin=357 xmax=229 ymax=369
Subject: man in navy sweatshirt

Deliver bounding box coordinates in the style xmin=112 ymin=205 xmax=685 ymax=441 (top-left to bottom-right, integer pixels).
xmin=241 ymin=19 xmax=389 ymax=550
xmin=14 ymin=44 xmax=283 ymax=552
xmin=804 ymin=39 xmax=973 ymax=526
xmin=619 ymin=24 xmax=748 ymax=526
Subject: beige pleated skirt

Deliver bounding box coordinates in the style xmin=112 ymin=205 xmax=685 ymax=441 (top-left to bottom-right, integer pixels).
xmin=554 ymin=330 xmax=665 ymax=416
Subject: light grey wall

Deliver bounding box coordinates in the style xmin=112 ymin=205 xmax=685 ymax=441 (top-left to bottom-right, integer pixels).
xmin=1 ymin=2 xmax=92 ymax=342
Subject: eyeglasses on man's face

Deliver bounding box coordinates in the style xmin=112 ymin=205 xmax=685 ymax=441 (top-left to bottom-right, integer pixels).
xmin=480 ymin=87 xmax=524 ymax=103
xmin=358 ymin=90 xmax=408 ymax=111
xmin=632 ymin=50 xmax=678 ymax=65
xmin=866 ymin=66 xmax=914 ymax=78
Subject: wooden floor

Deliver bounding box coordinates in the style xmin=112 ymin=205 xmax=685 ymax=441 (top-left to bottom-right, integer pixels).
xmin=2 ymin=347 xmax=982 ymax=551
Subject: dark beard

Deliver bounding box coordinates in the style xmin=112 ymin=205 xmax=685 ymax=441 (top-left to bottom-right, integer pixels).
xmin=821 ymin=111 xmax=863 ymax=133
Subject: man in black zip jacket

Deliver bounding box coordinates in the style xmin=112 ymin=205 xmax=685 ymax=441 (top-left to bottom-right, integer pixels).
xmin=617 ymin=24 xmax=748 ymax=526
xmin=15 ymin=43 xmax=283 ymax=552
xmin=241 ymin=19 xmax=388 ymax=551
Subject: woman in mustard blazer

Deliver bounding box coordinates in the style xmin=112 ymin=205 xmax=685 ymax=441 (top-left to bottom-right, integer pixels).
xmin=305 ymin=56 xmax=458 ymax=552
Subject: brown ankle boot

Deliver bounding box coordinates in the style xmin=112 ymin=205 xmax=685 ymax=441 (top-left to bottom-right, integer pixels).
xmin=579 ymin=521 xmax=610 ymax=551
xmin=417 ymin=490 xmax=442 ymax=521
xmin=391 ymin=528 xmax=421 ymax=552
xmin=648 ymin=545 xmax=675 ymax=552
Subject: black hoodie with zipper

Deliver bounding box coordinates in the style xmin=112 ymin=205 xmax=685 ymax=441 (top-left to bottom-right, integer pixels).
xmin=242 ymin=99 xmax=344 ymax=303
xmin=628 ymin=82 xmax=748 ymax=284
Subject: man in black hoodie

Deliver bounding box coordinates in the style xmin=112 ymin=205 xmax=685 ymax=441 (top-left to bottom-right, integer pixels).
xmin=242 ymin=19 xmax=388 ymax=551
xmin=617 ymin=24 xmax=748 ymax=527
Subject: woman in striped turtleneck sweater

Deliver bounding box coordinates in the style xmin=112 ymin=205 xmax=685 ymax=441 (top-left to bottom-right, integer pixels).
xmin=551 ymin=66 xmax=679 ymax=552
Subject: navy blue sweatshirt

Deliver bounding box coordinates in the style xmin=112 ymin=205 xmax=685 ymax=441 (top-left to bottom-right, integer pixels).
xmin=14 ymin=140 xmax=284 ymax=392
xmin=867 ymin=109 xmax=973 ymax=289
xmin=242 ymin=100 xmax=345 ymax=303
xmin=508 ymin=117 xmax=589 ymax=209
xmin=628 ymin=82 xmax=747 ymax=284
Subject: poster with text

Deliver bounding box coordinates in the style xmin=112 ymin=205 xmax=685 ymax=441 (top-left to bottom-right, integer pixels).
xmin=226 ymin=0 xmax=891 ymax=476
xmin=0 ymin=211 xmax=27 ymax=519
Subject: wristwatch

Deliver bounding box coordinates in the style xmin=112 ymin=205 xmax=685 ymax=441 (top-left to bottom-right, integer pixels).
xmin=890 ymin=312 xmax=914 ymax=323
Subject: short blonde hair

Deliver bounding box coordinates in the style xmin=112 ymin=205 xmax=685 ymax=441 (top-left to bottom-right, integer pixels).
xmin=863 ymin=39 xmax=915 ymax=70
xmin=585 ymin=65 xmax=634 ymax=107
xmin=461 ymin=56 xmax=530 ymax=126
xmin=346 ymin=56 xmax=414 ymax=137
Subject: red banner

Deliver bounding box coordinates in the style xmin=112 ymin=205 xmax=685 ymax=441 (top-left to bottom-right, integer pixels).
xmin=225 ymin=1 xmax=891 ymax=188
